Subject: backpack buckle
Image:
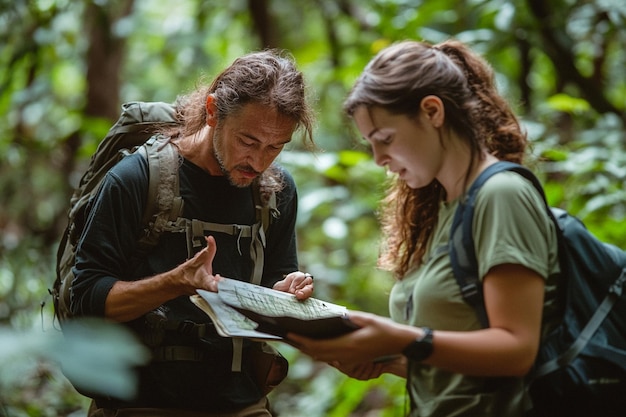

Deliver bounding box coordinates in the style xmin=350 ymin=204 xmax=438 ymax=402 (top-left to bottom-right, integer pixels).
xmin=460 ymin=282 xmax=483 ymax=306
xmin=610 ymin=268 xmax=626 ymax=296
xmin=178 ymin=320 xmax=205 ymax=338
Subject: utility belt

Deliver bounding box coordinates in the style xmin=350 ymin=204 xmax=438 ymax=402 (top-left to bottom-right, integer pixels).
xmin=141 ymin=310 xmax=288 ymax=395
xmin=150 ymin=341 xmax=287 ymax=396
xmin=151 ymin=345 xmax=221 ymax=362
xmin=141 ymin=306 xmax=216 ymax=347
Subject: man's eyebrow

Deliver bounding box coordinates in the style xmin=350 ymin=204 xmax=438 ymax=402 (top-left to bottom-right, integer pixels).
xmin=242 ymin=132 xmax=291 ymax=145
xmin=242 ymin=132 xmax=262 ymax=142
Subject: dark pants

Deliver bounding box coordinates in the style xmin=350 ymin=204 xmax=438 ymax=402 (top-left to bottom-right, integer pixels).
xmin=87 ymin=398 xmax=272 ymax=417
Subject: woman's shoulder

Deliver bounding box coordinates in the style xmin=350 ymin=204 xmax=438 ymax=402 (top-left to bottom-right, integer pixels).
xmin=478 ymin=169 xmax=542 ymax=203
xmin=473 ymin=168 xmax=547 ymax=221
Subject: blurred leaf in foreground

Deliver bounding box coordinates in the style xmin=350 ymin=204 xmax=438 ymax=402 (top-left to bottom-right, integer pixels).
xmin=0 ymin=319 xmax=149 ymax=401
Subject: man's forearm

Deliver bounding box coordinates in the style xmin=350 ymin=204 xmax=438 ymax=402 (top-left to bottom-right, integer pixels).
xmin=104 ymin=237 xmax=218 ymax=322
xmin=104 ymin=269 xmax=184 ymax=322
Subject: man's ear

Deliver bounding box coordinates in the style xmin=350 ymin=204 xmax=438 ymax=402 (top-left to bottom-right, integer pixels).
xmin=420 ymin=95 xmax=444 ymax=128
xmin=206 ymin=95 xmax=218 ymax=127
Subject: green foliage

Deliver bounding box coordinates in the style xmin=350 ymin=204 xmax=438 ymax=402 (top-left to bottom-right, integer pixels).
xmin=0 ymin=320 xmax=148 ymax=417
xmin=270 ymin=345 xmax=405 ymax=417
xmin=1 ymin=0 xmax=625 ymax=415
xmin=533 ymin=111 xmax=626 ymax=246
xmin=280 ymin=149 xmax=392 ymax=315
xmin=0 ymin=237 xmax=54 ymax=327
xmin=52 ymin=320 xmax=150 ymax=400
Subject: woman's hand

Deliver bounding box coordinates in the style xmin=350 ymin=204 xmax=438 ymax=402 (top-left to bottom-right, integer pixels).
xmin=330 ymin=354 xmax=407 ymax=380
xmin=330 ymin=360 xmax=386 ymax=381
xmin=288 ymin=311 xmax=415 ymax=366
xmin=273 ymin=271 xmax=314 ymax=300
xmin=287 ymin=310 xmax=411 ymax=380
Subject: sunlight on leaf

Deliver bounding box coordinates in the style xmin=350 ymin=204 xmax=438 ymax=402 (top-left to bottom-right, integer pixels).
xmin=546 ymin=94 xmax=591 ymax=114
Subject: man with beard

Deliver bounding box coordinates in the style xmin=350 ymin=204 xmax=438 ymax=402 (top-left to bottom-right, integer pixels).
xmin=70 ymin=50 xmax=316 ymax=417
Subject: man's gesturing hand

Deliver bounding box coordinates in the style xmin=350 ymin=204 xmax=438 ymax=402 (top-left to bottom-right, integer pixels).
xmin=180 ymin=235 xmax=221 ymax=293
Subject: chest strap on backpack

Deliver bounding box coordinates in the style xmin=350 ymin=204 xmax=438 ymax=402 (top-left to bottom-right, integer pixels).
xmin=152 ymin=177 xmax=276 ymax=374
xmin=229 ymin=222 xmax=265 ymax=375
xmin=163 ymin=218 xmax=258 ymax=260
xmin=160 ymin=216 xmax=267 ymax=372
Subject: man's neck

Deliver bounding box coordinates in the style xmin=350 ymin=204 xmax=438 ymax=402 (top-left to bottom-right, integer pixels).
xmin=177 ymin=126 xmax=223 ymax=176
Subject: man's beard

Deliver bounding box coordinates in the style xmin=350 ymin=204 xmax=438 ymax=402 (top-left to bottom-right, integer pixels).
xmin=213 ymin=127 xmax=258 ymax=188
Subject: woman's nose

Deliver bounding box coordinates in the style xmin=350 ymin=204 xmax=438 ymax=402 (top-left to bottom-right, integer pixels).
xmin=372 ymin=146 xmax=389 ymax=167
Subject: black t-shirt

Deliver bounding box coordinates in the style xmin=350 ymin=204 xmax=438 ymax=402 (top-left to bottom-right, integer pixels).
xmin=72 ymin=151 xmax=299 ymax=410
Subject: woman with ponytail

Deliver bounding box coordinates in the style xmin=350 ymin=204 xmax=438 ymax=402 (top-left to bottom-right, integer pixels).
xmin=289 ymin=39 xmax=559 ymax=416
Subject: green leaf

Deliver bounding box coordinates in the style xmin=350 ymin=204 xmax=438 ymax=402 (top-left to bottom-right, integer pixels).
xmin=50 ymin=319 xmax=149 ymax=400
xmin=545 ymin=94 xmax=591 ymax=114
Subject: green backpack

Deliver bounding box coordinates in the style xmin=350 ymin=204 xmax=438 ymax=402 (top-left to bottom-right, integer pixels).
xmin=52 ymin=101 xmax=277 ymax=325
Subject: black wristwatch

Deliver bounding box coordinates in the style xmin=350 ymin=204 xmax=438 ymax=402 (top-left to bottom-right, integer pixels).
xmin=402 ymin=327 xmax=434 ymax=362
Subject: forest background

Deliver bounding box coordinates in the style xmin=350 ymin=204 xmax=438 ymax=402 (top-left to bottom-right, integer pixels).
xmin=0 ymin=0 xmax=624 ymax=416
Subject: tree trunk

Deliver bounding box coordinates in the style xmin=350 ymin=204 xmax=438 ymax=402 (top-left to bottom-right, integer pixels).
xmin=247 ymin=0 xmax=279 ymax=49
xmin=84 ymin=0 xmax=135 ymax=120
xmin=55 ymin=0 xmax=135 ymax=238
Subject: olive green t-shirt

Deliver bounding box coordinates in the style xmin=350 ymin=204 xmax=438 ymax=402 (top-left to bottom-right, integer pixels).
xmin=389 ymin=171 xmax=560 ymax=417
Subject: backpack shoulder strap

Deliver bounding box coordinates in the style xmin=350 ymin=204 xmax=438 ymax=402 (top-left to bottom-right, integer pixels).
xmin=449 ymin=161 xmax=547 ymax=327
xmin=248 ymin=180 xmax=277 ymax=285
xmin=107 ymin=102 xmax=184 ymax=258
xmin=252 ymin=178 xmax=278 ymax=237
xmin=135 ymin=135 xmax=184 ymax=257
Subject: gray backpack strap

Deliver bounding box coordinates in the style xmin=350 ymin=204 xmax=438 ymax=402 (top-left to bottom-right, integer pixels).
xmin=233 ymin=184 xmax=277 ymax=374
xmin=164 ymin=218 xmax=255 ymax=260
xmin=249 ymin=222 xmax=265 ymax=285
xmin=252 ymin=179 xmax=279 ymax=236
xmin=249 ymin=179 xmax=278 ymax=285
xmin=136 ymin=136 xmax=183 ymax=256
xmin=164 ymin=179 xmax=277 ymax=285
xmin=231 ymin=338 xmax=244 ymax=373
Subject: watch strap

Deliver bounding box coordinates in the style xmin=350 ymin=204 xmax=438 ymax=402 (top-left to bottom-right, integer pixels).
xmin=401 ymin=327 xmax=434 ymax=362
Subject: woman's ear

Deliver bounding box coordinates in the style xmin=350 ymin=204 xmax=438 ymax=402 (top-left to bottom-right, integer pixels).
xmin=420 ymin=95 xmax=444 ymax=128
xmin=205 ymin=95 xmax=218 ymax=127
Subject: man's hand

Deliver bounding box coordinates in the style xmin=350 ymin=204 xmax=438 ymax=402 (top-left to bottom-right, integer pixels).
xmin=180 ymin=235 xmax=221 ymax=293
xmin=106 ymin=236 xmax=220 ymax=321
xmin=272 ymin=271 xmax=314 ymax=300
